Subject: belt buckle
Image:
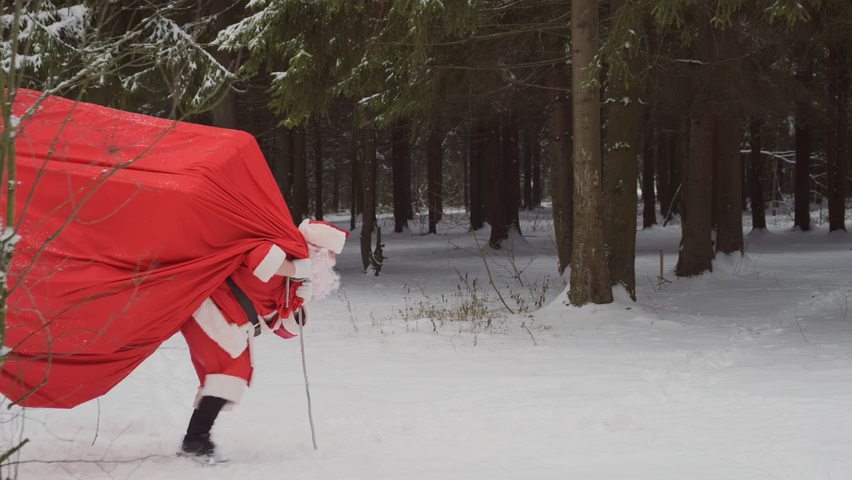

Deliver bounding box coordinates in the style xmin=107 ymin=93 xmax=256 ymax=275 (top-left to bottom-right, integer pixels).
xmin=253 ymin=321 xmax=262 ymax=337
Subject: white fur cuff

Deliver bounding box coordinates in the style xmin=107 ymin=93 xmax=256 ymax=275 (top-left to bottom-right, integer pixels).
xmin=201 ymin=374 xmax=248 ymax=405
xmin=292 ymin=258 xmax=312 ymax=279
xmin=254 ymin=244 xmax=287 ymax=282
xmin=192 ymin=298 xmax=250 ymax=359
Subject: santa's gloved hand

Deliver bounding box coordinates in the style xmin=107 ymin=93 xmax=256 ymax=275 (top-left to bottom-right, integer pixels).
xmin=295 ymin=280 xmax=313 ymax=303
xmin=291 ymin=258 xmax=312 ymax=280
xmin=294 ymin=306 xmax=308 ymax=326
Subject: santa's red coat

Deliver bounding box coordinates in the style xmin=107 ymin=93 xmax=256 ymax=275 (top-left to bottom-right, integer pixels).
xmin=0 ymin=90 xmax=307 ymax=408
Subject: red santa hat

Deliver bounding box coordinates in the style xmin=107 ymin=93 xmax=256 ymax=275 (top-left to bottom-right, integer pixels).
xmin=298 ymin=219 xmax=350 ymax=254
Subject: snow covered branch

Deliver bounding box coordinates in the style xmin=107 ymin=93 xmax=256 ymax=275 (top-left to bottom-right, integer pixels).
xmin=1 ymin=0 xmax=238 ymax=111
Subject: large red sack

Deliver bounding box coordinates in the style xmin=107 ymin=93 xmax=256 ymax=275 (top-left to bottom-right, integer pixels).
xmin=0 ymin=89 xmax=307 ymax=408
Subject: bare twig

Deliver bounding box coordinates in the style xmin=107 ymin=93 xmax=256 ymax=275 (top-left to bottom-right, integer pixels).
xmin=662 ymin=183 xmax=682 ymax=226
xmin=8 ymin=454 xmax=170 ymax=466
xmin=795 ymin=306 xmax=809 ymax=344
xmin=470 ymin=233 xmax=515 ymax=315
xmin=91 ymin=399 xmax=100 ymax=446
xmin=339 ymin=280 xmax=359 ymax=333
xmin=521 ymin=321 xmax=537 ymax=346
xmin=0 ymin=439 xmax=29 ymax=465
xmin=646 ymin=274 xmax=659 ymax=294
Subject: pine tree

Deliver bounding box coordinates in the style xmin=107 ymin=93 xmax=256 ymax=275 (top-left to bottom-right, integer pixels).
xmin=392 ymin=121 xmax=412 ymax=233
xmin=642 ymin=111 xmax=658 ymax=228
xmin=603 ymin=0 xmax=641 ymax=299
xmin=427 ymin=128 xmax=443 ymax=234
xmin=569 ymin=0 xmax=612 ymax=306
xmin=546 ymin=67 xmax=573 ymax=273
xmin=748 ymin=119 xmax=767 ymax=230
xmin=361 ymin=128 xmax=377 ymax=271
xmin=715 ymin=114 xmax=744 ymax=254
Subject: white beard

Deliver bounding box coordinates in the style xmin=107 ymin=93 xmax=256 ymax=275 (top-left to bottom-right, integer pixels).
xmin=307 ymin=244 xmax=341 ymax=300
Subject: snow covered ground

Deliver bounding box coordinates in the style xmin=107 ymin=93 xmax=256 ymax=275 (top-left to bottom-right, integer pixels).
xmin=3 ymin=208 xmax=851 ymax=479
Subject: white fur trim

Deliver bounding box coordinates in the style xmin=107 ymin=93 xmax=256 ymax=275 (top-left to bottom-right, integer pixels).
xmin=291 ymin=258 xmax=312 ymax=279
xmin=192 ymin=388 xmax=236 ymax=412
xmin=247 ymin=327 xmax=256 ymax=370
xmin=201 ymin=374 xmax=248 ymax=405
xmin=299 ymin=219 xmax=346 ymax=254
xmin=253 ymin=244 xmax=287 ymax=282
xmin=192 ymin=298 xmax=249 ymax=359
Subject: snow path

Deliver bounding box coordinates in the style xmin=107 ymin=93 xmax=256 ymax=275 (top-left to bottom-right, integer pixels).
xmin=5 ymin=213 xmax=851 ymax=479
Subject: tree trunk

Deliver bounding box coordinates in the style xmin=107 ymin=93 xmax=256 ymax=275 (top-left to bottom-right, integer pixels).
xmin=502 ymin=114 xmax=521 ymax=233
xmin=748 ymin=118 xmax=766 ymax=230
xmin=331 ymin=164 xmax=340 ymax=213
xmin=675 ymin=117 xmax=689 ymax=221
xmin=463 ymin=127 xmax=470 ymax=212
xmin=314 ymin=120 xmax=324 ymax=221
xmin=404 ymin=130 xmax=414 ymax=222
xmin=523 ymin=129 xmax=533 ymax=209
xmin=656 ymin=124 xmax=672 ymax=222
xmin=794 ymin=100 xmax=812 ymax=231
xmin=210 ymin=0 xmax=240 ymax=129
xmin=361 ymin=128 xmax=377 ymax=271
xmin=741 ymin=145 xmax=748 ymax=212
xmin=715 ymin=114 xmax=744 ymax=254
xmin=774 ymin=146 xmax=784 ymax=205
xmin=212 ymin=89 xmax=237 ymax=130
xmin=392 ymin=121 xmax=411 ymax=232
xmin=532 ymin=128 xmax=542 ymax=207
xmin=659 ymin=117 xmax=684 ymax=224
xmin=275 ymin=125 xmax=293 ymax=201
xmin=711 ymin=122 xmax=719 ymax=230
xmin=485 ymin=118 xmax=508 ymax=248
xmin=604 ymin=28 xmax=640 ymax=299
xmin=350 ymin=131 xmax=361 ymax=231
xmin=436 ymin=141 xmax=443 ymax=224
xmin=209 ymin=0 xmax=238 ymax=131
xmin=669 ymin=119 xmax=692 ymax=219
xmin=470 ymin=122 xmax=486 ymax=230
xmin=427 ymin=128 xmax=443 ymax=234
xmin=676 ymin=115 xmax=714 ymax=276
xmin=828 ymin=47 xmax=848 ymax=232
xmin=546 ymin=67 xmax=573 ymax=273
xmin=569 ymin=0 xmax=612 ymax=305
xmin=642 ymin=110 xmax=657 ymax=228
xmin=291 ymin=126 xmax=308 ymax=224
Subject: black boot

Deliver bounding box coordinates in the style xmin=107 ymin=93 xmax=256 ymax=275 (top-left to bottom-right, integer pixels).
xmin=181 ymin=433 xmax=215 ymax=457
xmin=181 ymin=396 xmax=227 ymax=459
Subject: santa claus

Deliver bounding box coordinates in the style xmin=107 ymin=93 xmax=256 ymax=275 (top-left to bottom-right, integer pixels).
xmin=180 ymin=219 xmax=348 ymax=461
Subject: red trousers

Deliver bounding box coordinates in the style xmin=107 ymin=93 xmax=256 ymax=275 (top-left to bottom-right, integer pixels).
xmin=180 ymin=317 xmax=253 ymax=407
xmin=178 ymin=242 xmax=291 ymax=407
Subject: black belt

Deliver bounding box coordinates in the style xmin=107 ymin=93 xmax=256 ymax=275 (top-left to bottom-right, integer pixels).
xmin=225 ymin=277 xmax=262 ymax=337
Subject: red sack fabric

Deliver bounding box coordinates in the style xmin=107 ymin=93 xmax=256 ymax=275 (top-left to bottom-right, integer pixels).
xmin=0 ymin=89 xmax=307 ymax=408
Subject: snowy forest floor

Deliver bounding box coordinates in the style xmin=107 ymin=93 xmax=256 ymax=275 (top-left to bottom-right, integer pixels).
xmin=4 ymin=207 xmax=851 ymax=480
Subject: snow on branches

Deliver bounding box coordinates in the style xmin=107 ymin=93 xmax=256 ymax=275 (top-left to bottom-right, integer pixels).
xmin=1 ymin=1 xmax=236 ymax=111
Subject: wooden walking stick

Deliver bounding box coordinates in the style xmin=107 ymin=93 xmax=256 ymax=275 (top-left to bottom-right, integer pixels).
xmin=287 ymin=277 xmax=318 ymax=450
xmin=297 ymin=306 xmax=318 ymax=450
